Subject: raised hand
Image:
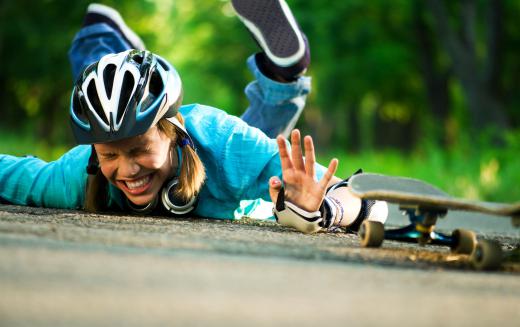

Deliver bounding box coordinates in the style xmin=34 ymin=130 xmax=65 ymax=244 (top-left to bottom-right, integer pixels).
xmin=269 ymin=129 xmax=338 ymax=212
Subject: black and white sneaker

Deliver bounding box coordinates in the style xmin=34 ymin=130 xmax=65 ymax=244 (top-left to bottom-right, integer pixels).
xmin=83 ymin=3 xmax=145 ymax=51
xmin=231 ymin=0 xmax=306 ymax=68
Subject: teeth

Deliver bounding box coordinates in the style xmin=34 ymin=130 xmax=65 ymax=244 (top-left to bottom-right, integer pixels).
xmin=125 ymin=175 xmax=151 ymax=190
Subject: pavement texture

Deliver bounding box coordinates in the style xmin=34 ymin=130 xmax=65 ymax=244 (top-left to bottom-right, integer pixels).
xmin=0 ymin=203 xmax=519 ymax=326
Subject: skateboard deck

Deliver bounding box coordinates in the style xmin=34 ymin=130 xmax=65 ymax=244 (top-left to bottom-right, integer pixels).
xmin=349 ymin=173 xmax=519 ymax=270
xmin=349 ymin=173 xmax=520 ymax=218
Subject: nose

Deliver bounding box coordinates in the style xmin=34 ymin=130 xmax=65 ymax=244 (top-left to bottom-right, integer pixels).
xmin=117 ymin=156 xmax=140 ymax=178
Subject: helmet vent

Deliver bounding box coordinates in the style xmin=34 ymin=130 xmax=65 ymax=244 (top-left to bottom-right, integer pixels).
xmin=72 ymin=89 xmax=88 ymax=125
xmin=117 ymin=71 xmax=135 ymax=122
xmin=103 ymin=64 xmax=117 ymax=98
xmin=87 ymin=81 xmax=109 ymax=125
xmin=132 ymin=53 xmax=144 ymax=65
xmin=157 ymin=59 xmax=169 ymax=71
xmin=149 ymin=70 xmax=163 ymax=96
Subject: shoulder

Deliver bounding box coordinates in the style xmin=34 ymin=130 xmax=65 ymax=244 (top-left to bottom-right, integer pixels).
xmin=53 ymin=145 xmax=92 ymax=171
xmin=179 ymin=103 xmax=244 ymax=130
xmin=62 ymin=144 xmax=92 ymax=160
xmin=178 ymin=103 xmax=279 ymax=195
xmin=179 ymin=103 xmax=255 ymax=148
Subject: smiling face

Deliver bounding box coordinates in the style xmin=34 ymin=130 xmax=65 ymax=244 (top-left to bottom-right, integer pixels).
xmin=94 ymin=126 xmax=176 ymax=206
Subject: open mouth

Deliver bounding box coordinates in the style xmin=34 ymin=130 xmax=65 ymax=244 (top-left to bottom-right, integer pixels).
xmin=118 ymin=173 xmax=154 ymax=195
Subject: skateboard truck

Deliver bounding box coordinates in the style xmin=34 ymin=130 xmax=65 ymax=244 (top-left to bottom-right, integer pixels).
xmin=360 ymin=204 xmax=476 ymax=254
xmin=388 ymin=205 xmax=450 ymax=246
xmin=351 ymin=173 xmax=518 ymax=270
xmin=358 ymin=206 xmax=506 ymax=271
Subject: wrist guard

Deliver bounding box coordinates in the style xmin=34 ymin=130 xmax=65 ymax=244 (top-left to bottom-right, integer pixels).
xmin=272 ymin=169 xmax=388 ymax=233
xmin=272 ymin=187 xmax=323 ymax=234
xmin=272 ymin=170 xmax=361 ymax=234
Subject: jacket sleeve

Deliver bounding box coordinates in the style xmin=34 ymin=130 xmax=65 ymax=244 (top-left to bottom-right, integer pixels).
xmin=182 ymin=104 xmax=326 ymax=202
xmin=0 ymin=145 xmax=90 ymax=209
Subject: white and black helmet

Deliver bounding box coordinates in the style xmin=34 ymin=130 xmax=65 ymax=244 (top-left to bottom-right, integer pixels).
xmin=70 ymin=49 xmax=185 ymax=144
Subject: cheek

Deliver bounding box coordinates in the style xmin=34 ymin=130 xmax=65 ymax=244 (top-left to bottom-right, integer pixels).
xmin=138 ymin=151 xmax=170 ymax=171
xmin=147 ymin=140 xmax=172 ymax=170
xmin=99 ymin=163 xmax=115 ymax=180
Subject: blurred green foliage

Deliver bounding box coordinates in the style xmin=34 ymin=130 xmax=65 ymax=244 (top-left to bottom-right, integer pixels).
xmin=1 ymin=0 xmax=519 ymax=201
xmin=326 ymin=130 xmax=520 ymax=202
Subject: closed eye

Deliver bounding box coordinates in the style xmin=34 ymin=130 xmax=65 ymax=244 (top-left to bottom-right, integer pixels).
xmin=130 ymin=146 xmax=152 ymax=157
xmin=99 ymin=153 xmax=117 ymax=161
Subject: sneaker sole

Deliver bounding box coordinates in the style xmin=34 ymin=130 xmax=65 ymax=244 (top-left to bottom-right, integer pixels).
xmin=231 ymin=0 xmax=305 ymax=67
xmin=87 ymin=3 xmax=145 ymax=50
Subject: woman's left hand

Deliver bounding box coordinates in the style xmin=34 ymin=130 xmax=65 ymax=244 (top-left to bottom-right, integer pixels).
xmin=269 ymin=129 xmax=338 ymax=212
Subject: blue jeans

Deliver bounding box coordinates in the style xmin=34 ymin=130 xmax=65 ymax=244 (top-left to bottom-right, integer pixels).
xmin=68 ymin=23 xmax=311 ymax=138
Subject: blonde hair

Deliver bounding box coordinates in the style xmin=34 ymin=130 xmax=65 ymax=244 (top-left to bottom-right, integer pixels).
xmin=84 ymin=168 xmax=108 ymax=213
xmin=157 ymin=114 xmax=206 ymax=201
xmin=84 ymin=113 xmax=205 ymax=212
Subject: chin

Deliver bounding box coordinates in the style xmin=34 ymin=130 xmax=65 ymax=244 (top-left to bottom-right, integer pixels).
xmin=126 ymin=193 xmax=158 ymax=207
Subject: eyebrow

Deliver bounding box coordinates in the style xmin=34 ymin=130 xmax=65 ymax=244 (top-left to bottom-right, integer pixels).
xmin=98 ymin=151 xmax=117 ymax=157
xmin=98 ymin=146 xmax=141 ymax=154
xmin=97 ymin=140 xmax=151 ymax=156
xmin=129 ymin=144 xmax=150 ymax=153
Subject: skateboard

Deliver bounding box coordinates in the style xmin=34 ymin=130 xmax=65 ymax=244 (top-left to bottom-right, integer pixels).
xmin=349 ymin=173 xmax=520 ymax=270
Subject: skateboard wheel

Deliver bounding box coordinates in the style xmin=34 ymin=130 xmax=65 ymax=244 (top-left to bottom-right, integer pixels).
xmin=359 ymin=221 xmax=384 ymax=248
xmin=471 ymin=240 xmax=503 ymax=270
xmin=451 ymin=229 xmax=477 ymax=254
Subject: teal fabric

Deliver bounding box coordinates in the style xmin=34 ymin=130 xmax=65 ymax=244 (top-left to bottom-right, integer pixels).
xmin=0 ymin=104 xmax=326 ymax=219
xmin=0 ymin=146 xmax=89 ymax=209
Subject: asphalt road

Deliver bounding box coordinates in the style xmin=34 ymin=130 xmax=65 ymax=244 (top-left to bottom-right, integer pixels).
xmin=0 ymin=204 xmax=519 ymax=326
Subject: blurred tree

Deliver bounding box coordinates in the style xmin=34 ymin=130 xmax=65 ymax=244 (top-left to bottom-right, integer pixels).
xmin=0 ymin=0 xmax=519 ymax=153
xmin=426 ymin=0 xmax=509 ymax=131
xmin=0 ymin=0 xmax=92 ymax=145
xmin=298 ymin=0 xmax=423 ymax=151
xmin=412 ymin=0 xmax=451 ymax=146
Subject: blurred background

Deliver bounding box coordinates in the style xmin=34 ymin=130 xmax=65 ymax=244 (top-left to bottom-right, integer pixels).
xmin=1 ymin=0 xmax=519 ymax=202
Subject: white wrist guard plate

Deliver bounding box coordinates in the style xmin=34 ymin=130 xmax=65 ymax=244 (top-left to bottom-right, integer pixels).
xmin=273 ymin=188 xmax=323 ymax=234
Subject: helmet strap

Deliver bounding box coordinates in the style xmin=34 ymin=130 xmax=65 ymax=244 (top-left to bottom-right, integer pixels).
xmin=86 ymin=145 xmax=100 ymax=175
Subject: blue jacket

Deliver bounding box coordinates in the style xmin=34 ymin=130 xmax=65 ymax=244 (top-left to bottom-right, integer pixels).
xmin=0 ymin=104 xmax=326 ymax=219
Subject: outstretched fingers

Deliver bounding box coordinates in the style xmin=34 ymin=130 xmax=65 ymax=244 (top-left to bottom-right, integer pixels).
xmin=277 ymin=135 xmax=293 ymax=172
xmin=290 ymin=130 xmax=305 ymax=171
xmin=304 ymin=135 xmax=316 ymax=179
xmin=278 ymin=131 xmax=337 ymax=194
xmin=318 ymin=158 xmax=339 ymax=190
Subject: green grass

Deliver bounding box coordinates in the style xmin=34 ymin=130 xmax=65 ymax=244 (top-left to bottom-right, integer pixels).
xmin=319 ymin=140 xmax=520 ymax=203
xmin=2 ymin=131 xmax=519 ymax=203
xmin=0 ymin=133 xmax=70 ymax=163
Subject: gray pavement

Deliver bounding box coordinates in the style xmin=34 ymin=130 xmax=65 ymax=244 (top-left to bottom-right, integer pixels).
xmin=0 ymin=204 xmax=519 ymax=326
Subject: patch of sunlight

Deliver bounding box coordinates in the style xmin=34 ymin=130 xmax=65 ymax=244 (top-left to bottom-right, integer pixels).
xmin=480 ymin=158 xmax=500 ymax=189
xmin=444 ymin=116 xmax=459 ymax=146
xmin=221 ymin=1 xmax=235 ymax=17
xmin=379 ymin=102 xmax=411 ymax=123
xmin=455 ymin=176 xmax=480 ymax=200
xmin=175 ymin=0 xmax=196 ymax=19
xmin=408 ymin=74 xmax=422 ymax=92
xmin=193 ymin=22 xmax=215 ymax=41
xmin=360 ymin=93 xmax=378 ymax=115
xmin=14 ymin=82 xmax=41 ymax=117
xmin=25 ymin=96 xmax=40 ymax=117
